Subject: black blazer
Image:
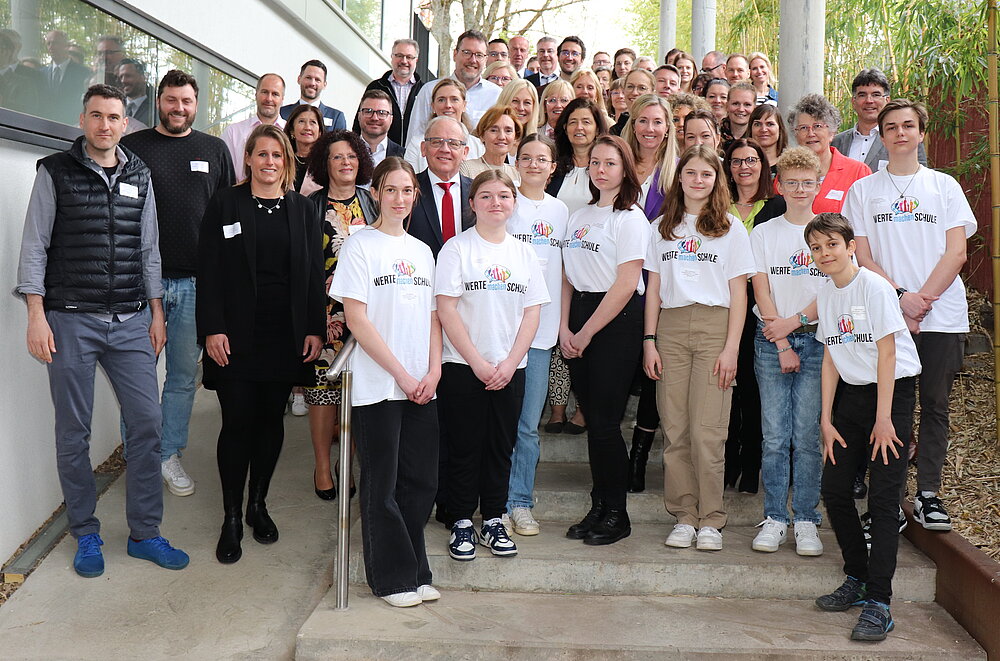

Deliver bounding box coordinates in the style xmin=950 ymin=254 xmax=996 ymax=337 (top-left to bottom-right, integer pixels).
xmin=196 ymin=185 xmax=326 ymax=384
xmin=407 ymin=169 xmax=474 ymax=259
xmin=45 ymin=60 xmax=92 ymax=125
xmin=386 ymin=138 xmax=405 ymax=158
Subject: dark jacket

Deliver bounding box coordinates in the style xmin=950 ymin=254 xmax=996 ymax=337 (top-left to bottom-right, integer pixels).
xmin=351 ymin=70 xmax=425 ymax=147
xmin=39 ymin=136 xmax=150 ymax=314
xmin=385 ymin=138 xmax=405 ymax=159
xmin=407 ymin=169 xmax=474 ymax=259
xmin=280 ymin=100 xmax=346 ymax=131
xmin=44 ymin=59 xmax=92 ymax=125
xmin=196 ymin=184 xmax=326 ymax=384
xmin=307 ymin=185 xmax=378 ymax=224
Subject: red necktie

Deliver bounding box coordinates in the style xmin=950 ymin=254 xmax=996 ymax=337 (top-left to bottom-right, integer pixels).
xmin=438 ymin=182 xmax=455 ymax=243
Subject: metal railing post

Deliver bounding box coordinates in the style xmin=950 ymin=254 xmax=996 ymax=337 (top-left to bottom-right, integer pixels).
xmin=325 ymin=337 xmax=357 ymax=610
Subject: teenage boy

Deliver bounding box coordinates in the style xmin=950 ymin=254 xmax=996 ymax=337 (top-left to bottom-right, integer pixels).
xmin=846 ymin=99 xmax=976 ymax=531
xmin=749 ymin=147 xmax=829 ymax=556
xmin=808 ymin=212 xmax=921 ymax=642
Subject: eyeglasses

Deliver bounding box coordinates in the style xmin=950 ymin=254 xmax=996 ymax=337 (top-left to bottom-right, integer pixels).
xmin=517 ymin=155 xmax=552 ymax=165
xmin=359 ymin=108 xmax=391 ymax=118
xmin=459 ymin=49 xmax=487 ymax=61
xmin=329 ymin=153 xmax=359 ymax=162
xmin=392 ymin=53 xmax=416 ymax=62
xmin=853 ymin=91 xmax=885 ymax=100
xmin=781 ymin=180 xmax=819 ymax=191
xmin=537 ymin=48 xmax=556 ymax=56
xmin=730 ymin=156 xmax=760 ymax=167
xmin=487 ymin=75 xmax=513 ymax=84
xmin=425 ymin=137 xmax=466 ymax=149
xmin=794 ymin=122 xmax=828 ymax=134
xmin=488 ymin=51 xmax=509 ymax=59
xmin=701 ymin=63 xmax=724 ymax=73
xmin=559 ymin=50 xmax=582 ymax=58
xmin=625 ymin=83 xmax=651 ymax=93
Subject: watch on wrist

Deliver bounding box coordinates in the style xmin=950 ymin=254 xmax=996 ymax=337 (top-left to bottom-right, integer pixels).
xmin=896 ymin=287 xmax=908 ymax=299
xmin=798 ymin=312 xmax=809 ymax=327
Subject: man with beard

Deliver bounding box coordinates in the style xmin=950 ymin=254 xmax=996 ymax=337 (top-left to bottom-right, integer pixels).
xmin=353 ymin=38 xmax=424 ymax=146
xmin=355 ymin=89 xmax=403 ymax=167
xmin=221 ymin=73 xmax=285 ymax=178
xmin=122 ymin=70 xmax=234 ymax=497
xmin=279 ymin=59 xmax=345 ymax=131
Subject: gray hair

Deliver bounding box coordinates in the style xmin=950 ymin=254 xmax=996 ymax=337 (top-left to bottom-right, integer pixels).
xmin=537 ymin=36 xmax=557 ymax=47
xmin=424 ymin=115 xmax=469 ymax=141
xmin=787 ymin=93 xmax=841 ymax=132
xmin=392 ymin=38 xmax=419 ymax=56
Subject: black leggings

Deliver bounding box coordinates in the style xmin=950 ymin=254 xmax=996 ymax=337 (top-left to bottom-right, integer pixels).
xmin=215 ymin=380 xmax=293 ymax=511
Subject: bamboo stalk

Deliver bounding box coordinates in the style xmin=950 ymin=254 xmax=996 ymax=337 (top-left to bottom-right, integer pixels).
xmin=989 ymin=0 xmax=1000 ymax=445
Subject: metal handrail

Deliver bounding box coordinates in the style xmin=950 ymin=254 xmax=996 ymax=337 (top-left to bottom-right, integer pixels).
xmin=326 ymin=337 xmax=356 ymax=610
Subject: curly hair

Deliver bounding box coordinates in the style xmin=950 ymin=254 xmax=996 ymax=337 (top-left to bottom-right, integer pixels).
xmin=306 ymin=129 xmax=374 ymax=188
xmin=775 ymin=146 xmax=821 ymax=177
xmin=787 ymin=93 xmax=841 ymax=133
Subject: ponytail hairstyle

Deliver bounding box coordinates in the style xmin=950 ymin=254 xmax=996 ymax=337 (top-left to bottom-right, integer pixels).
xmin=657 ymin=144 xmax=732 ymax=240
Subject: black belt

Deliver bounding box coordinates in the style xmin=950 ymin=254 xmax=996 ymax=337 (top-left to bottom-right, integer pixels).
xmin=792 ymin=324 xmax=818 ymax=334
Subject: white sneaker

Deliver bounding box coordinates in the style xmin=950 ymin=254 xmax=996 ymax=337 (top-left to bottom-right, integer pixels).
xmin=794 ymin=521 xmax=824 ymax=556
xmin=416 ymin=584 xmax=440 ymax=601
xmin=696 ymin=526 xmax=723 ymax=551
xmin=381 ymin=591 xmax=422 ymax=607
xmin=501 ymin=513 xmax=512 ymax=534
xmin=751 ymin=517 xmax=787 ymax=553
xmin=509 ymin=507 xmax=540 ymax=536
xmin=664 ymin=523 xmax=697 ymax=548
xmin=161 ymin=456 xmax=195 ymax=496
xmin=290 ymin=393 xmax=308 ymax=416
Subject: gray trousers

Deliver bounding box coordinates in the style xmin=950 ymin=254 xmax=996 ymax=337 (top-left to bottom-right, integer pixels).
xmin=911 ymin=331 xmax=965 ymax=494
xmin=46 ymin=309 xmax=163 ymax=540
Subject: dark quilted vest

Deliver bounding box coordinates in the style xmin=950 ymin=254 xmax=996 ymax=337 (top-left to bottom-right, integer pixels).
xmin=40 ymin=137 xmax=151 ymax=314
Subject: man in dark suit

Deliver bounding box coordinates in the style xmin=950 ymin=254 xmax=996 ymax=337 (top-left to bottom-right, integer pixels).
xmin=278 ymin=59 xmax=345 ymax=131
xmin=117 ymin=58 xmax=155 ymax=128
xmin=0 ymin=29 xmax=42 ymax=115
xmin=831 ymin=68 xmax=926 ymax=172
xmin=524 ymin=36 xmax=559 ymax=90
xmin=43 ymin=30 xmax=93 ymax=125
xmin=352 ymin=38 xmax=424 ymax=147
xmin=355 ymin=89 xmax=403 ymax=167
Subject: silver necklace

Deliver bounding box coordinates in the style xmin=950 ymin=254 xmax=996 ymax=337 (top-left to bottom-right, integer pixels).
xmin=252 ymin=194 xmax=283 ymax=214
xmin=885 ymin=167 xmax=920 ymax=199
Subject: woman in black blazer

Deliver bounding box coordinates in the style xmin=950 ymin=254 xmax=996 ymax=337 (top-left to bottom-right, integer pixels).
xmin=197 ymin=124 xmax=325 ymax=564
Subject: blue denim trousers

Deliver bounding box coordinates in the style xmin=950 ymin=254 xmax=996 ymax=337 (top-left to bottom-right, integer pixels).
xmin=160 ymin=277 xmax=201 ymax=460
xmin=507 ymin=347 xmax=552 ymax=511
xmin=753 ymin=321 xmax=823 ymax=524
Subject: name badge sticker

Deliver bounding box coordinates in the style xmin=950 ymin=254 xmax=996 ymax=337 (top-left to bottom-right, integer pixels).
xmin=323 ymin=116 xmax=333 ymax=126
xmin=825 ymin=189 xmax=845 ymax=201
xmin=119 ymin=182 xmax=139 ymax=198
xmin=223 ymin=222 xmax=242 ymax=239
xmin=190 ymin=160 xmax=210 ymax=173
xmin=850 ymin=305 xmax=867 ymax=321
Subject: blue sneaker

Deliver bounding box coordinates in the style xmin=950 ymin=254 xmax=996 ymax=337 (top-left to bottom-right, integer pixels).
xmin=448 ymin=523 xmax=477 ymax=561
xmin=74 ymin=533 xmax=104 ymax=578
xmin=815 ymin=576 xmax=867 ymax=611
xmin=127 ymin=536 xmax=190 ymax=570
xmin=851 ymin=600 xmax=895 ymax=641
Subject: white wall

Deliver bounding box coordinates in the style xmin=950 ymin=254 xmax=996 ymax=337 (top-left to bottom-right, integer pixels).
xmin=0 ymin=0 xmax=390 ymax=564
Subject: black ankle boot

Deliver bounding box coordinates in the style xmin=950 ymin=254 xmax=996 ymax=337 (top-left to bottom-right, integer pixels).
xmin=628 ymin=427 xmax=656 ymax=493
xmin=566 ymin=496 xmax=605 ymax=539
xmin=584 ymin=508 xmax=631 ymax=545
xmin=216 ymin=507 xmax=243 ymax=564
xmin=246 ymin=485 xmax=278 ymax=544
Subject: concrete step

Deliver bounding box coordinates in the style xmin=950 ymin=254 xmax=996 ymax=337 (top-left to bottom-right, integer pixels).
xmin=531 ymin=462 xmax=820 ymax=527
xmin=347 ymin=521 xmax=935 ymax=602
xmin=539 ymin=426 xmax=665 ymax=465
xmin=298 ymin=587 xmax=984 ymax=660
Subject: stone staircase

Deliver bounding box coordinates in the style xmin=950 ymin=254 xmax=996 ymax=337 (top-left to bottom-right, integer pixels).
xmin=297 ymin=413 xmax=984 ymax=659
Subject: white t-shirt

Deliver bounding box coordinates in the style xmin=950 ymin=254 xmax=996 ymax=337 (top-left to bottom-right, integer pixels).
xmin=508 ymin=192 xmax=569 ymax=349
xmin=750 ymin=215 xmax=830 ymax=319
xmin=845 ymin=166 xmax=977 ymax=333
xmin=815 ymin=267 xmax=922 ymax=385
xmin=645 ymin=213 xmax=756 ymax=309
xmin=435 ymin=228 xmax=550 ymax=367
xmin=563 ymin=204 xmax=650 ymax=295
xmin=555 ymin=166 xmax=594 ymax=216
xmin=329 ymin=228 xmax=437 ymax=407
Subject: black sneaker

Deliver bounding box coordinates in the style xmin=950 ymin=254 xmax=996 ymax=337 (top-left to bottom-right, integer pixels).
xmin=480 ymin=520 xmax=518 ymax=556
xmin=851 ymin=600 xmax=895 ymax=641
xmin=815 ymin=576 xmax=867 ymax=611
xmin=852 ymin=475 xmax=868 ymax=499
xmin=913 ymin=493 xmax=952 ymax=531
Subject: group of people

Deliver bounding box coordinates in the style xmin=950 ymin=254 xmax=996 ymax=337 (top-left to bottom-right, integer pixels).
xmin=14 ymin=25 xmax=975 ymax=644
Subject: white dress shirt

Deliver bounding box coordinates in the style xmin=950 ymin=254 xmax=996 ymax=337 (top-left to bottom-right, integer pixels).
xmin=847 ymin=124 xmax=879 ymax=163
xmin=221 ymin=114 xmax=287 ymax=180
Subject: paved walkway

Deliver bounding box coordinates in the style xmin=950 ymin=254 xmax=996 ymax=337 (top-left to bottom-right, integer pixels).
xmin=0 ymin=390 xmax=350 ymax=660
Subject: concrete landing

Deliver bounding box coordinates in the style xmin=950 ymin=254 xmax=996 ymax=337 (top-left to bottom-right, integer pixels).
xmin=297 ymin=587 xmax=984 ymax=660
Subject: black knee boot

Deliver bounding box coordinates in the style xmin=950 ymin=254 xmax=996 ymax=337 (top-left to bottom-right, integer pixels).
xmin=246 ymin=482 xmax=278 ymax=544
xmin=628 ymin=427 xmax=656 ymax=492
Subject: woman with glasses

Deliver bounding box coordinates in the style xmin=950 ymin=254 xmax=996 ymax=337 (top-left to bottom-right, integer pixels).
xmin=483 ymin=61 xmax=517 ymax=88
xmin=611 ymin=69 xmax=656 ymax=135
xmin=496 ymin=79 xmax=540 ymax=137
xmin=405 ymin=78 xmax=484 ymax=171
xmin=608 ymin=78 xmax=629 ymax=122
xmin=538 ymin=80 xmax=574 ymax=140
xmin=302 ymin=129 xmax=378 ymax=501
xmin=748 ymin=52 xmax=778 ymax=106
xmin=788 ymin=93 xmax=871 ymax=213
xmin=461 ymin=106 xmax=522 ymax=185
xmin=748 ymin=104 xmax=787 ymax=176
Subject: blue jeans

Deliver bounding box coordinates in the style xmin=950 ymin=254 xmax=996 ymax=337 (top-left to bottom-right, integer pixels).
xmin=754 ymin=322 xmax=823 ymax=524
xmin=160 ymin=277 xmax=201 ymax=460
xmin=507 ymin=347 xmax=552 ymax=511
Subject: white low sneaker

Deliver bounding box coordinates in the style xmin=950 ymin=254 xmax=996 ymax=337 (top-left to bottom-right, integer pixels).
xmin=751 ymin=517 xmax=787 ymax=553
xmin=381 ymin=591 xmax=422 ymax=608
xmin=509 ymin=507 xmax=540 ymax=536
xmin=416 ymin=584 xmax=440 ymax=601
xmin=664 ymin=523 xmax=697 ymax=548
xmin=696 ymin=526 xmax=723 ymax=551
xmin=794 ymin=521 xmax=824 ymax=556
xmin=161 ymin=456 xmax=195 ymax=496
xmin=290 ymin=393 xmax=308 ymax=416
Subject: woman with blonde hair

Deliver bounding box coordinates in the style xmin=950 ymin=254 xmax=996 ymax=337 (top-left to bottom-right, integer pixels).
xmin=496 ymin=78 xmax=540 ymax=137
xmin=483 ymin=61 xmax=517 ymax=88
xmin=404 ymin=78 xmax=483 ymax=170
xmin=621 ymin=94 xmax=678 ymax=215
xmin=538 ymin=80 xmax=574 ymax=139
xmin=461 ymin=106 xmax=522 ymax=185
xmin=748 ymin=52 xmax=778 ymax=106
xmin=570 ymin=68 xmax=609 ymax=117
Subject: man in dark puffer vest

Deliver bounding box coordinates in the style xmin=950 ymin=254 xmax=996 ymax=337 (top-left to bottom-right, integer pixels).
xmin=14 ymin=84 xmax=189 ymax=578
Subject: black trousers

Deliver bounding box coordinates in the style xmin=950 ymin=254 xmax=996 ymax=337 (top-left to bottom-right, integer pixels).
xmin=567 ymin=291 xmax=643 ymax=510
xmin=439 ymin=363 xmax=525 ymax=522
xmin=821 ymin=377 xmax=915 ymax=605
xmin=725 ymin=294 xmax=762 ymax=492
xmin=214 ymin=380 xmax=293 ymax=512
xmin=355 ymin=399 xmax=439 ymax=597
